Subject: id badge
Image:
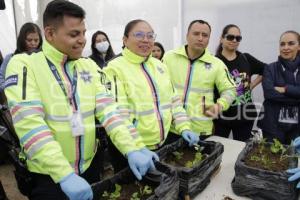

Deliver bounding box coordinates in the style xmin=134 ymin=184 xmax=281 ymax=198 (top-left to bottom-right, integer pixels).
xmin=70 ymin=111 xmax=85 ymax=137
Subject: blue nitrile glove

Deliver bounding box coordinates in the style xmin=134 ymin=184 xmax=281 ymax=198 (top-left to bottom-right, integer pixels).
xmin=287 ymin=168 xmax=300 ymax=188
xmin=59 ymin=173 xmax=93 ymax=200
xmin=127 ymin=150 xmax=155 ymax=180
xmin=140 ymin=148 xmax=159 ymax=162
xmin=293 ymin=137 xmax=300 ymax=153
xmin=182 ymin=130 xmax=200 ymax=146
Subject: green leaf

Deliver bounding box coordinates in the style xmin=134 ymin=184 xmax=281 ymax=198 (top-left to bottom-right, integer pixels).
xmin=143 ymin=185 xmax=153 ymax=195
xmin=185 ymin=161 xmax=193 ymax=168
xmin=102 ymin=191 xmax=109 ymax=197
xmin=172 ymin=151 xmax=183 ymax=160
xmin=115 ymin=184 xmax=121 ymax=193
xmin=130 ymin=192 xmax=139 ymax=200
xmin=271 ymin=139 xmax=285 ymax=154
xmin=250 ymin=155 xmax=260 ymax=161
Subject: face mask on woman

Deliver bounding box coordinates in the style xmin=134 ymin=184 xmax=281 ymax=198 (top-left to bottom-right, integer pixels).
xmin=95 ymin=41 xmax=109 ymax=53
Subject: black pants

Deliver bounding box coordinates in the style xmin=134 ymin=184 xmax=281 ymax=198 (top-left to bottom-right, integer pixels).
xmin=214 ymin=119 xmax=254 ymax=142
xmin=95 ymin=126 xmax=110 ymax=179
xmin=107 ymin=133 xmax=181 ymax=173
xmin=28 ymin=150 xmax=101 ymax=200
xmin=262 ymin=125 xmax=300 ymax=145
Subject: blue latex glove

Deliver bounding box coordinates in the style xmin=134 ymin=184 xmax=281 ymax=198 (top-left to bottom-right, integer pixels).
xmin=182 ymin=130 xmax=199 ymax=146
xmin=293 ymin=137 xmax=300 ymax=153
xmin=127 ymin=150 xmax=155 ymax=180
xmin=287 ymin=168 xmax=300 ymax=188
xmin=59 ymin=173 xmax=93 ymax=200
xmin=140 ymin=148 xmax=159 ymax=162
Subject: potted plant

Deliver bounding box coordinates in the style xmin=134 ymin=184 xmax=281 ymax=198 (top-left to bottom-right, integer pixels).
xmin=232 ymin=138 xmax=298 ymax=200
xmin=157 ymin=138 xmax=224 ymax=198
xmin=92 ymin=162 xmax=179 ymax=200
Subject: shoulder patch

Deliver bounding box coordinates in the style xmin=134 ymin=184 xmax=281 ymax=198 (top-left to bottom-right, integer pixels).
xmin=204 ymin=63 xmax=212 ymax=70
xmin=157 ymin=65 xmax=165 ymax=74
xmin=5 ymin=75 xmax=18 ymax=88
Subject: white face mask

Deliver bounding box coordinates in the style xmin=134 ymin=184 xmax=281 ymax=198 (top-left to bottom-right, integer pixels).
xmin=95 ymin=41 xmax=109 ymax=53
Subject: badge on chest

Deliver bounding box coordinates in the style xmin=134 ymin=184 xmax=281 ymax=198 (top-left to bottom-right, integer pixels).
xmin=70 ymin=111 xmax=85 ymax=137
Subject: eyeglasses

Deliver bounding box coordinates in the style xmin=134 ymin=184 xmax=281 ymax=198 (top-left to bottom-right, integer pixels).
xmin=225 ymin=34 xmax=242 ymax=42
xmin=132 ymin=31 xmax=157 ymax=41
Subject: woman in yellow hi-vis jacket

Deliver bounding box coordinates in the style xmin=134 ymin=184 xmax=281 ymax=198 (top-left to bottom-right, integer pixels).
xmin=104 ymin=19 xmax=199 ymax=172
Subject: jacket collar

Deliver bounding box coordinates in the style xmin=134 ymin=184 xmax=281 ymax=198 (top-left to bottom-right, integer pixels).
xmin=42 ymin=40 xmax=69 ymax=66
xmin=122 ymin=48 xmax=150 ymax=64
xmin=174 ymin=45 xmax=214 ymax=64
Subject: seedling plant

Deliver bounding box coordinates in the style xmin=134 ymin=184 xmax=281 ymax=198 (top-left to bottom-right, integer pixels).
xmin=101 ymin=182 xmax=153 ymax=200
xmin=165 ymin=144 xmax=205 ymax=168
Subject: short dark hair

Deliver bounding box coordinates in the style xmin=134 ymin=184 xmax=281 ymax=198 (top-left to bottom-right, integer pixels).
xmin=91 ymin=30 xmax=115 ymax=60
xmin=15 ymin=22 xmax=42 ymax=54
xmin=187 ymin=20 xmax=211 ymax=33
xmin=43 ymin=0 xmax=85 ymax=28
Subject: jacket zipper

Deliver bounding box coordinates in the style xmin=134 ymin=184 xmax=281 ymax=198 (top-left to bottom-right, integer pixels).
xmin=113 ymin=75 xmax=118 ymax=102
xmin=183 ymin=61 xmax=192 ymax=109
xmin=141 ymin=63 xmax=165 ymax=141
xmin=63 ymin=63 xmax=81 ymax=174
xmin=22 ymin=66 xmax=27 ymax=100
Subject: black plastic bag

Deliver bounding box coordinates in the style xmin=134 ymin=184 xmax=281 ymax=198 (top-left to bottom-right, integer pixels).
xmin=232 ymin=140 xmax=299 ymax=200
xmin=157 ymin=138 xmax=224 ymax=198
xmin=92 ymin=162 xmax=179 ymax=200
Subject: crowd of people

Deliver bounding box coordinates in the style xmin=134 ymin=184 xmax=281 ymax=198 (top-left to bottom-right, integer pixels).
xmin=0 ymin=0 xmax=299 ymax=200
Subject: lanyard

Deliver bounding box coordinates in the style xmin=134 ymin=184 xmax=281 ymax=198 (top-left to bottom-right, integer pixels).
xmin=45 ymin=57 xmax=78 ymax=108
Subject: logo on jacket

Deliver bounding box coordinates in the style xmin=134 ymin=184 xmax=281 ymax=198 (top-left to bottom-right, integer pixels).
xmin=204 ymin=63 xmax=212 ymax=70
xmin=79 ymin=70 xmax=92 ymax=83
xmin=157 ymin=66 xmax=164 ymax=74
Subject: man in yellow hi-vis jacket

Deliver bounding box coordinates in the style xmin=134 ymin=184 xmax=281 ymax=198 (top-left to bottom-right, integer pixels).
xmin=163 ymin=20 xmax=236 ymax=137
xmin=4 ymin=1 xmax=156 ymax=200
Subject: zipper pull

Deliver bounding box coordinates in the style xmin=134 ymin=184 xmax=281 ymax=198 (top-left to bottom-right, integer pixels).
xmin=22 ymin=66 xmax=27 ymax=100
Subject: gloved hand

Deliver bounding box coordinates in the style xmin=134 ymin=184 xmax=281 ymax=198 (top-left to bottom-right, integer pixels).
xmin=140 ymin=148 xmax=159 ymax=162
xmin=182 ymin=130 xmax=199 ymax=146
xmin=293 ymin=137 xmax=300 ymax=153
xmin=286 ymin=167 xmax=300 ymax=188
xmin=127 ymin=150 xmax=155 ymax=180
xmin=59 ymin=173 xmax=93 ymax=200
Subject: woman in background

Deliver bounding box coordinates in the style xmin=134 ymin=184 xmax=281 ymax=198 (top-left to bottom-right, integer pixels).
xmin=258 ymin=30 xmax=300 ymax=144
xmin=214 ymin=24 xmax=266 ymax=141
xmin=152 ymin=41 xmax=165 ymax=60
xmin=90 ymin=30 xmax=115 ymax=68
xmin=0 ymin=22 xmax=42 ymax=165
xmin=0 ymin=22 xmax=42 ymax=92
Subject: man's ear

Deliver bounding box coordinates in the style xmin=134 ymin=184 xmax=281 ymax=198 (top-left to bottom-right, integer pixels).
xmin=44 ymin=26 xmax=55 ymax=42
xmin=122 ymin=36 xmax=127 ymax=47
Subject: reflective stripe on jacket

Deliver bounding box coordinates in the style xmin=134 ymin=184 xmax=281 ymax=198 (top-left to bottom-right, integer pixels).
xmin=104 ymin=48 xmax=191 ymax=150
xmin=163 ymin=46 xmax=236 ymax=135
xmin=4 ymin=41 xmax=144 ymax=182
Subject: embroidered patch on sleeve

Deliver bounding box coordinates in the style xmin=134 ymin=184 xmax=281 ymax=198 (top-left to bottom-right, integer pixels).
xmin=5 ymin=74 xmax=18 ymax=88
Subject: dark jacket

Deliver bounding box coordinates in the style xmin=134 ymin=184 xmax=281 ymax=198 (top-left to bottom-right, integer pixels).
xmin=89 ymin=53 xmax=106 ymax=69
xmin=258 ymin=55 xmax=300 ymax=134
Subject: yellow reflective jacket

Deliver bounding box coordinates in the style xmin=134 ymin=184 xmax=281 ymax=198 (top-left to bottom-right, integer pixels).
xmin=4 ymin=41 xmax=144 ymax=183
xmin=163 ymin=46 xmax=236 ymax=135
xmin=104 ymin=48 xmax=191 ymax=150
